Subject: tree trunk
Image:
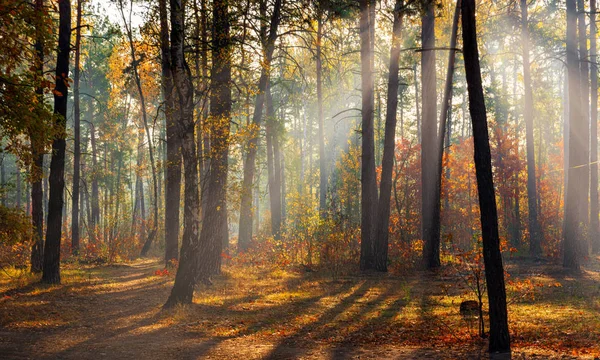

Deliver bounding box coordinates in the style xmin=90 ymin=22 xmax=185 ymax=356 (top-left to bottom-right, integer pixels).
xmin=42 ymin=0 xmax=70 ymax=284
xmin=316 ymin=10 xmax=327 ymax=217
xmin=238 ymin=0 xmax=283 ymax=252
xmin=160 ymin=0 xmax=181 ymax=266
xmin=430 ymin=0 xmax=461 ymax=267
xmin=564 ymin=0 xmax=584 ymax=269
xmin=520 ymin=0 xmax=542 ymax=257
xmin=266 ymin=83 xmax=282 ymax=239
xmin=591 ymin=0 xmax=599 ymax=254
xmin=164 ymin=0 xmax=202 ymax=307
xmin=421 ymin=0 xmax=439 ymax=269
xmin=373 ymin=0 xmax=405 ymax=272
xmin=359 ymin=0 xmax=378 ymax=271
xmin=71 ymin=0 xmax=82 ymax=255
xmin=30 ymin=2 xmax=44 ymax=271
xmin=577 ymin=0 xmax=591 ymax=252
xmin=461 ymin=0 xmax=510 ymax=352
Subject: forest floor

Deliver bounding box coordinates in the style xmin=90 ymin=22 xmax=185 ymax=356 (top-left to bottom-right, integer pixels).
xmin=1 ymin=255 xmax=599 ymax=359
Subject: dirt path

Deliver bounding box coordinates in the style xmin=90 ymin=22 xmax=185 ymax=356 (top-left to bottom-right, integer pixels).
xmin=0 ymin=259 xmax=597 ymax=359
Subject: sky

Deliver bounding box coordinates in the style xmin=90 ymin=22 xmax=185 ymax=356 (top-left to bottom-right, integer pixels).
xmin=91 ymin=0 xmax=146 ymax=30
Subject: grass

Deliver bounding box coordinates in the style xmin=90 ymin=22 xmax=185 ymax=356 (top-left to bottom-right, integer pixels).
xmin=0 ymin=256 xmax=599 ymax=359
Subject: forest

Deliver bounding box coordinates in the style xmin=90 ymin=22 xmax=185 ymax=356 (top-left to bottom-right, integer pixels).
xmin=1 ymin=0 xmax=599 ymax=358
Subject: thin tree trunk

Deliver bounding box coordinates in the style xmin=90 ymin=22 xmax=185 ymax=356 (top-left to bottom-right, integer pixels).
xmin=266 ymin=83 xmax=282 ymax=239
xmin=238 ymin=0 xmax=283 ymax=251
xmin=374 ymin=0 xmax=405 ymax=272
xmin=42 ymin=0 xmax=70 ymax=284
xmin=71 ymin=0 xmax=82 ymax=255
xmin=521 ymin=0 xmax=542 ymax=257
xmin=316 ymin=10 xmax=327 ymax=217
xmin=461 ymin=0 xmax=510 ymax=352
xmin=591 ymin=0 xmax=599 ymax=254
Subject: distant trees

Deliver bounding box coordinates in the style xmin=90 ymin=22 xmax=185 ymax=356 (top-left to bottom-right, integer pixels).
xmin=461 ymin=0 xmax=510 ymax=352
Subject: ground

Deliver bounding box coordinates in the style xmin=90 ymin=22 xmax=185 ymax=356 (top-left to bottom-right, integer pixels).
xmin=1 ymin=256 xmax=599 ymax=359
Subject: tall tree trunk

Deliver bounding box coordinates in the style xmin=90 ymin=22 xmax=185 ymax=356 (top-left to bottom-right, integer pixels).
xmin=117 ymin=0 xmax=159 ymax=257
xmin=431 ymin=0 xmax=461 ymax=267
xmin=89 ymin=120 xmax=100 ymax=230
xmin=71 ymin=0 xmax=82 ymax=255
xmin=591 ymin=0 xmax=599 ymax=254
xmin=461 ymin=0 xmax=510 ymax=352
xmin=238 ymin=0 xmax=283 ymax=251
xmin=160 ymin=0 xmax=181 ymax=266
xmin=577 ymin=0 xmax=591 ymax=250
xmin=266 ymin=83 xmax=282 ymax=239
xmin=564 ymin=0 xmax=584 ymax=269
xmin=373 ymin=0 xmax=404 ymax=272
xmin=16 ymin=167 xmax=21 ymax=209
xmin=359 ymin=0 xmax=378 ymax=271
xmin=42 ymin=0 xmax=70 ymax=284
xmin=316 ymin=10 xmax=327 ymax=217
xmin=520 ymin=0 xmax=542 ymax=257
xmin=30 ymin=115 xmax=44 ymax=273
xmin=421 ymin=0 xmax=439 ymax=269
xmin=164 ymin=0 xmax=202 ymax=307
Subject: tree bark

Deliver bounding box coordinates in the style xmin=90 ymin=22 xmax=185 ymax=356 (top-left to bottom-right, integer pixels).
xmin=238 ymin=0 xmax=283 ymax=251
xmin=374 ymin=0 xmax=405 ymax=272
xmin=421 ymin=0 xmax=439 ymax=269
xmin=30 ymin=0 xmax=45 ymax=273
xmin=160 ymin=0 xmax=181 ymax=266
xmin=564 ymin=0 xmax=584 ymax=269
xmin=520 ymin=0 xmax=542 ymax=257
xmin=71 ymin=0 xmax=82 ymax=255
xmin=461 ymin=0 xmax=510 ymax=352
xmin=316 ymin=10 xmax=327 ymax=217
xmin=591 ymin=0 xmax=599 ymax=254
xmin=42 ymin=0 xmax=70 ymax=284
xmin=164 ymin=0 xmax=203 ymax=307
xmin=359 ymin=0 xmax=378 ymax=271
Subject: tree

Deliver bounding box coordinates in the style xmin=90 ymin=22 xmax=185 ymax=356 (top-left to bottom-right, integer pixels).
xmin=421 ymin=0 xmax=439 ymax=269
xmin=42 ymin=0 xmax=71 ymax=284
xmin=461 ymin=0 xmax=510 ymax=352
xmin=590 ymin=0 xmax=599 ymax=254
xmin=30 ymin=0 xmax=46 ymax=273
xmin=373 ymin=0 xmax=405 ymax=272
xmin=520 ymin=0 xmax=542 ymax=257
xmin=564 ymin=0 xmax=584 ymax=269
xmin=238 ymin=0 xmax=283 ymax=252
xmin=160 ymin=0 xmax=181 ymax=266
xmin=359 ymin=0 xmax=378 ymax=271
xmin=71 ymin=0 xmax=83 ymax=255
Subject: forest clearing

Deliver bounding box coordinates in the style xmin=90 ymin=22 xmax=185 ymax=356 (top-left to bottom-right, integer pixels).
xmin=1 ymin=256 xmax=600 ymax=359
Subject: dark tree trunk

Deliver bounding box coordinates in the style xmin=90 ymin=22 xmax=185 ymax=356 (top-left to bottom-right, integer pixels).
xmin=160 ymin=0 xmax=181 ymax=266
xmin=42 ymin=0 xmax=70 ymax=284
xmin=374 ymin=0 xmax=405 ymax=272
xmin=359 ymin=0 xmax=378 ymax=271
xmin=431 ymin=0 xmax=461 ymax=267
xmin=461 ymin=0 xmax=510 ymax=352
xmin=30 ymin=0 xmax=45 ymax=273
xmin=71 ymin=0 xmax=82 ymax=255
xmin=591 ymin=0 xmax=599 ymax=254
xmin=164 ymin=0 xmax=203 ymax=307
xmin=564 ymin=0 xmax=584 ymax=269
xmin=238 ymin=0 xmax=282 ymax=252
xmin=520 ymin=0 xmax=542 ymax=257
xmin=421 ymin=0 xmax=439 ymax=269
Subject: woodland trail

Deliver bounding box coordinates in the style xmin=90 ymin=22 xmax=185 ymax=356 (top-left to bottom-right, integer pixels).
xmin=0 ymin=258 xmax=598 ymax=359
